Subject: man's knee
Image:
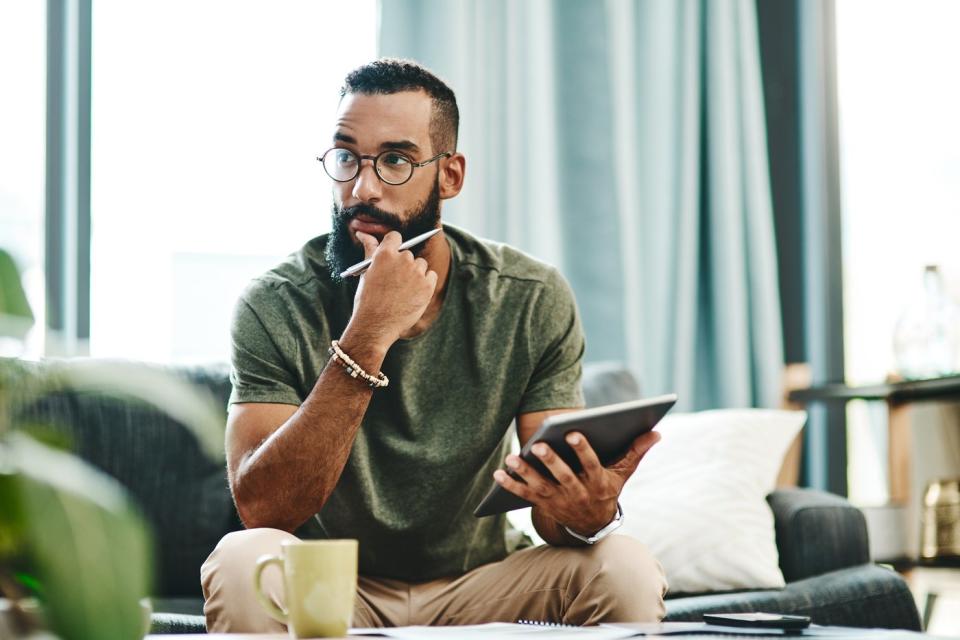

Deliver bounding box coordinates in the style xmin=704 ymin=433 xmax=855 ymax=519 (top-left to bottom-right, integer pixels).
xmin=201 ymin=528 xmax=299 ymax=590
xmin=567 ymin=535 xmax=667 ymax=624
xmin=201 ymin=528 xmax=300 ymax=633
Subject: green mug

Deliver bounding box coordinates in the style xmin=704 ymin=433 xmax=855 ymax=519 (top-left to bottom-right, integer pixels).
xmin=253 ymin=539 xmax=358 ymax=638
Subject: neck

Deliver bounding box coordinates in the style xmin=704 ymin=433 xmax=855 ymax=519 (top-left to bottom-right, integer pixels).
xmin=421 ymin=226 xmax=450 ymax=294
xmin=399 ymin=226 xmax=450 ymax=339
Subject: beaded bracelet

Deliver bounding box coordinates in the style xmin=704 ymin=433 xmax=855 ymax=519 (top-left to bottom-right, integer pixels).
xmin=328 ymin=340 xmax=389 ymax=389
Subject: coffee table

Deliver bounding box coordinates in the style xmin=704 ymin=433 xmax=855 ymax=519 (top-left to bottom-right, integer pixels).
xmin=144 ymin=624 xmax=948 ymax=639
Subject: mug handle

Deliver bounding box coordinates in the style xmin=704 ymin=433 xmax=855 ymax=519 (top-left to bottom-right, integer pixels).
xmin=253 ymin=554 xmax=288 ymax=624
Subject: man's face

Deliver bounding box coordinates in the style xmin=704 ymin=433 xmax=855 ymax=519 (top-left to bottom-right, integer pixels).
xmin=324 ymin=90 xmax=443 ymax=281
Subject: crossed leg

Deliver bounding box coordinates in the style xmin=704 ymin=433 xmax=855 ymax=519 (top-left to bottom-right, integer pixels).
xmin=201 ymin=529 xmax=666 ymax=632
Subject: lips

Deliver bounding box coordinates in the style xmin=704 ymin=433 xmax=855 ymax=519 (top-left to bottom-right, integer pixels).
xmin=349 ymin=215 xmax=394 ymax=239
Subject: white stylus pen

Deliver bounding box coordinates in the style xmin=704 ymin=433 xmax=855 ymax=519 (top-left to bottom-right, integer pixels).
xmin=339 ymin=227 xmax=441 ymax=278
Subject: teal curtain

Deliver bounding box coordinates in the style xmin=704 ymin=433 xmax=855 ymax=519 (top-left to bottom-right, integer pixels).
xmin=379 ymin=0 xmax=784 ymax=410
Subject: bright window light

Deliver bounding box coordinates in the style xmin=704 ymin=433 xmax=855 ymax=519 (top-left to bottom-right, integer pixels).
xmin=90 ymin=1 xmax=377 ymax=363
xmin=0 ymin=3 xmax=46 ymax=359
xmin=836 ymin=0 xmax=960 ymax=504
xmin=837 ymin=0 xmax=960 ymax=385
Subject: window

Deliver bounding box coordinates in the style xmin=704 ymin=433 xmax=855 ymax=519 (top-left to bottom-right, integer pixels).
xmin=0 ymin=3 xmax=46 ymax=358
xmin=836 ymin=0 xmax=960 ymax=503
xmin=90 ymin=1 xmax=376 ymax=362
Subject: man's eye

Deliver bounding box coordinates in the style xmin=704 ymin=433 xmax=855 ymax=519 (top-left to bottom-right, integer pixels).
xmin=335 ymin=151 xmax=357 ymax=166
xmin=381 ymin=152 xmax=410 ymax=167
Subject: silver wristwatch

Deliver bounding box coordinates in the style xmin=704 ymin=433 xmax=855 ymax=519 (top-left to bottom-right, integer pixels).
xmin=562 ymin=502 xmax=624 ymax=545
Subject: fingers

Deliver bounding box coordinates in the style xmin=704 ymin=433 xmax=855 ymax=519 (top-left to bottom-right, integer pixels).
xmin=530 ymin=443 xmax=582 ymax=491
xmin=493 ymin=469 xmax=536 ymax=503
xmin=379 ymin=230 xmax=403 ymax=252
xmin=525 ymin=443 xmax=590 ymax=504
xmin=355 ymin=231 xmax=380 ymax=260
xmin=497 ymin=454 xmax=556 ymax=501
xmin=359 ymin=230 xmax=421 ymax=263
xmin=565 ymin=431 xmax=603 ymax=481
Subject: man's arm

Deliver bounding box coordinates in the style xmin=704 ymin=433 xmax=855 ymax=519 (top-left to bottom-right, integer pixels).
xmin=227 ymin=231 xmax=437 ymax=532
xmin=507 ymin=408 xmax=661 ymax=546
xmin=227 ymin=330 xmax=386 ymax=532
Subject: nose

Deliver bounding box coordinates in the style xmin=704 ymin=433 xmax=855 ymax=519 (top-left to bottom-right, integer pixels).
xmin=351 ymin=159 xmax=382 ymax=204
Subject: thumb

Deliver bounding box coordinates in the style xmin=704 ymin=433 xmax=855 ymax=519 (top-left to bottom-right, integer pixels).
xmin=355 ymin=231 xmax=380 ymax=260
xmin=611 ymin=430 xmax=660 ymax=479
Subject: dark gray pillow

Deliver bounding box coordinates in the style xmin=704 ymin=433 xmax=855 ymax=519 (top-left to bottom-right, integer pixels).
xmin=581 ymin=361 xmax=641 ymax=408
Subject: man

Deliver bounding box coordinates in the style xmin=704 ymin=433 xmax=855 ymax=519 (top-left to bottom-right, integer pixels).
xmin=201 ymin=58 xmax=666 ymax=632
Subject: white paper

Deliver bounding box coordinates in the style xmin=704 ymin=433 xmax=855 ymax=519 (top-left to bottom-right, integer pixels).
xmin=350 ymin=622 xmax=638 ymax=640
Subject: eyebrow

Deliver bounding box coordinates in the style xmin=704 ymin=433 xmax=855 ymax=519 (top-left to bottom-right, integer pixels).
xmin=332 ymin=131 xmax=421 ymax=153
xmin=380 ymin=140 xmax=420 ymax=153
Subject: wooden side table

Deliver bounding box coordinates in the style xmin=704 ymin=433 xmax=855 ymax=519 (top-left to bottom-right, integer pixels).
xmin=789 ymin=374 xmax=960 ymax=504
xmin=789 ymin=375 xmax=960 ymax=562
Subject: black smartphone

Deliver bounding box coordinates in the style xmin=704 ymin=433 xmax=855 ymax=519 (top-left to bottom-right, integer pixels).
xmin=703 ymin=612 xmax=812 ymax=630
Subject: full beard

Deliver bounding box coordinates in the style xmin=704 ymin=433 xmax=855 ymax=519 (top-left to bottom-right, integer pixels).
xmin=325 ymin=178 xmax=441 ymax=282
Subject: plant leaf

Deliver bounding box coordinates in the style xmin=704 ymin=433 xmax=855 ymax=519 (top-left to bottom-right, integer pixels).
xmin=2 ymin=433 xmax=152 ymax=640
xmin=0 ymin=248 xmax=35 ymax=340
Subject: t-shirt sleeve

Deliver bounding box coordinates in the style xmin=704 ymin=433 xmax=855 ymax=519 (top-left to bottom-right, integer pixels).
xmin=228 ymin=289 xmax=303 ymax=407
xmin=518 ymin=269 xmax=586 ymax=414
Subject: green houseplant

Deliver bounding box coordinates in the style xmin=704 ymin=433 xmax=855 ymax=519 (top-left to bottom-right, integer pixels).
xmin=0 ymin=248 xmax=225 ymax=639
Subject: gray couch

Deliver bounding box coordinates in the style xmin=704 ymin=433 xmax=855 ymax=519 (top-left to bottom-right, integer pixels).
xmin=19 ymin=361 xmax=921 ymax=633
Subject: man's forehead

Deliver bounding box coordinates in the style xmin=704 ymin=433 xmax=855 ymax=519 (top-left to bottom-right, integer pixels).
xmin=333 ymin=90 xmax=433 ymax=150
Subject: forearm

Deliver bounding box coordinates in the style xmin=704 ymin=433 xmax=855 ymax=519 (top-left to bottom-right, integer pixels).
xmin=231 ymin=326 xmax=388 ymax=531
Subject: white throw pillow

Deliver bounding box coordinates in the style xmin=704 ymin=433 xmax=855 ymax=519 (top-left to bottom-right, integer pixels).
xmin=615 ymin=409 xmax=806 ymax=594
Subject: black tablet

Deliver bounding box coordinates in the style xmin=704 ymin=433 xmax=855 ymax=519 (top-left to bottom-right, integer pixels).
xmin=473 ymin=394 xmax=678 ymax=517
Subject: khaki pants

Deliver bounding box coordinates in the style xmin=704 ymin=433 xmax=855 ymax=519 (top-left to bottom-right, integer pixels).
xmin=201 ymin=528 xmax=667 ymax=632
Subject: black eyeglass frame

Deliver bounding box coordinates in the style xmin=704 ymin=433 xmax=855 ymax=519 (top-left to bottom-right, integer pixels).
xmin=317 ymin=148 xmax=452 ymax=186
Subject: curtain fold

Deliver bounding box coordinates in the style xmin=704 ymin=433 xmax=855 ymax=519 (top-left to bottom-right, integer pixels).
xmin=379 ymin=0 xmax=783 ymax=410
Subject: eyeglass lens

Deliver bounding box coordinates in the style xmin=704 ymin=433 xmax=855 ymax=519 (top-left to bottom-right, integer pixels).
xmin=323 ymin=149 xmax=413 ymax=185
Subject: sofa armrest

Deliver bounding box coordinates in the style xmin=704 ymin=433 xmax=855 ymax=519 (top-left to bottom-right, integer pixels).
xmin=767 ymin=488 xmax=870 ymax=582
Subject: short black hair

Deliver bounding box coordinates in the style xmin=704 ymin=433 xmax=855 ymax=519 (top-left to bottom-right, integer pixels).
xmin=340 ymin=58 xmax=459 ymax=153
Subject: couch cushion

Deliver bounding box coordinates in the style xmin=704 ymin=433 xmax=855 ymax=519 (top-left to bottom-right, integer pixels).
xmin=665 ymin=564 xmax=921 ymax=630
xmin=150 ymin=612 xmax=207 ymax=635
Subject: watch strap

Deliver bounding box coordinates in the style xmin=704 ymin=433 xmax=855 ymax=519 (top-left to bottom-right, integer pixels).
xmin=562 ymin=502 xmax=624 ymax=545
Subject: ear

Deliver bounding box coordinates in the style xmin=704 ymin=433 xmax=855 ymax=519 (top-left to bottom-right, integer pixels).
xmin=438 ymin=152 xmax=466 ymax=200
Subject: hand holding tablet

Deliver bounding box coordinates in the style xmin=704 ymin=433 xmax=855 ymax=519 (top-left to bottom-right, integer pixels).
xmin=474 ymin=394 xmax=678 ymax=517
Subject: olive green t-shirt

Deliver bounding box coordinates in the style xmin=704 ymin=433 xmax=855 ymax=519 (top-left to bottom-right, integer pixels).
xmin=228 ymin=223 xmax=585 ymax=581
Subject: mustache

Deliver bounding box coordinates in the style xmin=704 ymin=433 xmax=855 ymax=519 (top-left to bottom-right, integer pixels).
xmin=335 ymin=203 xmax=402 ymax=229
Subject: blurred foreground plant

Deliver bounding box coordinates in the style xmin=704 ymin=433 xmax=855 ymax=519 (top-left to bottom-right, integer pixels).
xmin=0 ymin=248 xmax=225 ymax=639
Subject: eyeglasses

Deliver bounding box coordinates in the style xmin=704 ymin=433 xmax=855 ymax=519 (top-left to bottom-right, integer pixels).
xmin=317 ymin=148 xmax=451 ymax=186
